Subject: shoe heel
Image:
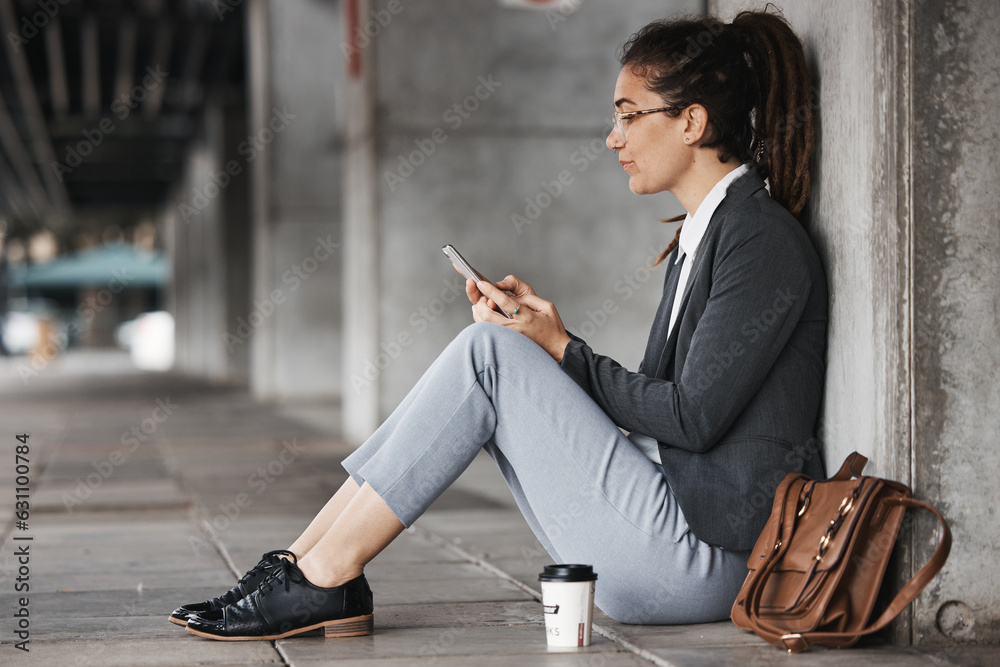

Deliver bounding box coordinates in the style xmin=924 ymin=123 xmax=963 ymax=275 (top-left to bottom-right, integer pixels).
xmin=323 ymin=614 xmax=374 ymax=638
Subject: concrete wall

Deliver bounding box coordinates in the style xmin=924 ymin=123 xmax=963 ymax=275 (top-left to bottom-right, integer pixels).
xmin=355 ymin=0 xmax=700 ymax=426
xmin=246 ymin=0 xmax=346 ymax=401
xmin=164 ymin=101 xmax=230 ymax=383
xmin=912 ymin=0 xmax=1000 ymax=645
xmin=712 ymin=0 xmax=1000 ymax=645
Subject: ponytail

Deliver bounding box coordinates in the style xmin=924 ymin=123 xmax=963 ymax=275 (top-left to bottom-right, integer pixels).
xmin=619 ymin=8 xmax=815 ymax=266
xmin=732 ymin=10 xmax=815 ymax=218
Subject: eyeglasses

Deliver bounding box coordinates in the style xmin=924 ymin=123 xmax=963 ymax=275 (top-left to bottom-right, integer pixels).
xmin=611 ymin=107 xmax=673 ymax=141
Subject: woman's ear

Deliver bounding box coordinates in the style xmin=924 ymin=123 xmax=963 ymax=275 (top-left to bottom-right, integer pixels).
xmin=681 ymin=104 xmax=709 ymax=144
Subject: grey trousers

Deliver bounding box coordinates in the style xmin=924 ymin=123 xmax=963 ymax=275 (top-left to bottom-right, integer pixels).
xmin=342 ymin=322 xmax=749 ymax=624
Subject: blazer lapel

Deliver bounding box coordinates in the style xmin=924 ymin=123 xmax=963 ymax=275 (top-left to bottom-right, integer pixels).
xmin=654 ymin=248 xmax=708 ymax=378
xmin=640 ymin=247 xmax=683 ymax=375
xmin=651 ymin=169 xmax=768 ymax=379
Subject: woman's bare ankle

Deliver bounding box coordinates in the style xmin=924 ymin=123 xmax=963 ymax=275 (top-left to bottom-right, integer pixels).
xmin=296 ymin=554 xmax=361 ymax=589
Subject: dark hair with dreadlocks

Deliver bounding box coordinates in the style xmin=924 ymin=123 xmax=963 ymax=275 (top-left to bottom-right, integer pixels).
xmin=619 ymin=8 xmax=815 ymax=265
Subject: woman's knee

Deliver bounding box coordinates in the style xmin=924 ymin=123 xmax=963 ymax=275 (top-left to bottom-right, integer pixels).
xmin=458 ymin=321 xmax=515 ymax=344
xmin=454 ymin=322 xmax=530 ymax=360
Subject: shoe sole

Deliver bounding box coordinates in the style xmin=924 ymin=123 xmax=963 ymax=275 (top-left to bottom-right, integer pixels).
xmin=168 ymin=615 xmax=188 ymax=626
xmin=185 ymin=614 xmax=374 ymax=641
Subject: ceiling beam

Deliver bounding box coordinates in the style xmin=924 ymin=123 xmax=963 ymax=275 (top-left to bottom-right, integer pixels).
xmin=56 ymin=162 xmax=182 ymax=182
xmin=0 ymin=90 xmax=46 ymax=218
xmin=144 ymin=19 xmax=174 ymax=120
xmin=0 ymin=151 xmax=34 ymax=219
xmin=114 ymin=14 xmax=138 ymax=106
xmin=0 ymin=0 xmax=72 ymax=221
xmin=63 ymin=182 xmax=173 ymax=205
xmin=43 ymin=18 xmax=70 ymax=120
xmin=179 ymin=23 xmax=210 ymax=109
xmin=81 ymin=12 xmax=100 ymax=119
xmin=48 ymin=114 xmax=195 ymax=140
xmin=204 ymin=16 xmax=240 ymax=85
xmin=136 ymin=0 xmax=165 ymax=16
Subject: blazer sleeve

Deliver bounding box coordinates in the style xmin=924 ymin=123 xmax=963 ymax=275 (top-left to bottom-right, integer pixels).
xmin=560 ymin=213 xmax=813 ymax=453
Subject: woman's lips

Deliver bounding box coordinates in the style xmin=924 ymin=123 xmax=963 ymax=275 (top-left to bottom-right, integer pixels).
xmin=620 ymin=161 xmax=632 ymax=171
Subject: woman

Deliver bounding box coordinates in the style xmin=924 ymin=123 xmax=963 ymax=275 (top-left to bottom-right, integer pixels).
xmin=174 ymin=9 xmax=827 ymax=639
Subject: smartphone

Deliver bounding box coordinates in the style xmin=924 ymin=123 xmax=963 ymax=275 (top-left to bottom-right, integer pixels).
xmin=442 ymin=244 xmax=513 ymax=318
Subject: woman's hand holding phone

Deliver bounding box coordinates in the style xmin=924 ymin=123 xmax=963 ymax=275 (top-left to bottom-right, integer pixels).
xmin=468 ymin=275 xmax=572 ymax=363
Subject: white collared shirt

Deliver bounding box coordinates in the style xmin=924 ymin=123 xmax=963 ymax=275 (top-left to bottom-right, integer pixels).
xmin=631 ymin=163 xmax=751 ymax=464
xmin=667 ymin=162 xmax=751 ymax=334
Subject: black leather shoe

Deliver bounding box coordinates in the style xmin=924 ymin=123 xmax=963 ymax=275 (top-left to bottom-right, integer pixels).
xmin=185 ymin=559 xmax=374 ymax=641
xmin=168 ymin=550 xmax=296 ymax=626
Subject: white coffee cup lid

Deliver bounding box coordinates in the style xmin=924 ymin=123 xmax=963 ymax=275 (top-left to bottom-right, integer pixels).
xmin=538 ymin=564 xmax=597 ymax=582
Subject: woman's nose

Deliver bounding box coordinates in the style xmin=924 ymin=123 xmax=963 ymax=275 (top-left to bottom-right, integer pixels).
xmin=606 ymin=127 xmax=622 ymax=150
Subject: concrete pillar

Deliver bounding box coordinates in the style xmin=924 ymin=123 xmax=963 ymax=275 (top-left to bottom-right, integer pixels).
xmin=164 ymin=100 xmax=228 ymax=381
xmin=710 ymin=0 xmax=1000 ymax=646
xmin=341 ymin=0 xmax=381 ymax=444
xmin=220 ymin=103 xmax=251 ymax=386
xmin=245 ymin=0 xmax=345 ymax=402
xmin=912 ymin=0 xmax=1000 ymax=645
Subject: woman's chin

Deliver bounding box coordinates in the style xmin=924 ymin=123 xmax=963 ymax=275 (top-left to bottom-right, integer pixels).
xmin=627 ymin=176 xmax=668 ymax=196
xmin=628 ymin=177 xmax=649 ymax=195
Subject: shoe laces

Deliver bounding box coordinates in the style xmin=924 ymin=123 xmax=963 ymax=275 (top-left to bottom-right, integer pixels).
xmin=224 ymin=550 xmax=297 ymax=603
xmin=257 ymin=557 xmax=304 ymax=597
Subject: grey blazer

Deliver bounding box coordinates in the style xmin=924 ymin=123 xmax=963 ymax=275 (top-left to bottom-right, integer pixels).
xmin=560 ymin=168 xmax=827 ymax=552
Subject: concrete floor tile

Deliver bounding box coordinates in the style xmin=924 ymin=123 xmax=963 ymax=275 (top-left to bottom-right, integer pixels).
xmin=276 ymin=625 xmax=622 ymax=662
xmin=643 ymin=644 xmax=986 ymax=666
xmin=365 ymin=560 xmax=495 ymax=582
xmin=13 ymin=636 xmax=283 ymax=666
xmin=284 ymin=653 xmax=650 ymax=666
xmin=31 ymin=478 xmax=188 ymax=513
xmin=0 ymin=613 xmax=184 ymax=643
xmin=17 ymin=509 xmax=196 ymax=535
xmin=599 ymin=619 xmax=759 ymax=648
xmin=484 ymin=556 xmax=557 ymax=586
xmin=18 ymin=567 xmax=237 ymax=593
xmin=374 ymin=600 xmax=543 ymax=630
xmin=367 ymin=576 xmax=534 ymax=606
xmin=414 ymin=509 xmax=537 ymax=539
xmin=368 ymin=533 xmax=469 ymax=565
xmin=0 ymin=586 xmax=241 ymax=619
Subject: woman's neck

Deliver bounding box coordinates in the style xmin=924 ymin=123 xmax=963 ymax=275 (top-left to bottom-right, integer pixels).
xmin=674 ymin=155 xmax=745 ymax=216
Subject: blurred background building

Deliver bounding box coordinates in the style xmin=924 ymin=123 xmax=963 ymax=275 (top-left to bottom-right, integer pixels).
xmin=0 ymin=0 xmax=998 ymax=648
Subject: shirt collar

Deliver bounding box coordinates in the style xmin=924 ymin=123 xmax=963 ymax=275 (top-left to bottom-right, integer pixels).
xmin=675 ymin=163 xmax=752 ymax=264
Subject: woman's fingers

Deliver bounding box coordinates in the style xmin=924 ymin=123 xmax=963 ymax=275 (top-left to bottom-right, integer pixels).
xmin=495 ymin=274 xmax=535 ymax=298
xmin=515 ymin=292 xmax=551 ymax=313
xmin=477 ymin=280 xmax=520 ymax=316
xmin=473 ymin=296 xmax=509 ymax=324
xmin=465 ymin=278 xmax=482 ymax=305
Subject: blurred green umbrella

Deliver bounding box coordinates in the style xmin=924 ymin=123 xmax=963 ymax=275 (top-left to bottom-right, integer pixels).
xmin=9 ymin=244 xmax=169 ymax=289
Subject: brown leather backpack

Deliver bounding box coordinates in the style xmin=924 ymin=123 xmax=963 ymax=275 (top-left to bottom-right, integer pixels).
xmin=731 ymin=452 xmax=951 ymax=653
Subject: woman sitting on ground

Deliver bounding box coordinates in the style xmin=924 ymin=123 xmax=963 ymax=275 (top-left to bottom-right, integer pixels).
xmin=171 ymin=8 xmax=827 ymax=640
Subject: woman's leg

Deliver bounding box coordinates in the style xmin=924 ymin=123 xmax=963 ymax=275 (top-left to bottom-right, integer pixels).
xmin=296 ymin=482 xmax=404 ymax=587
xmin=287 ymin=477 xmax=360 ymax=557
xmin=304 ymin=322 xmax=747 ymax=624
xmin=283 ymin=329 xmax=482 ymax=558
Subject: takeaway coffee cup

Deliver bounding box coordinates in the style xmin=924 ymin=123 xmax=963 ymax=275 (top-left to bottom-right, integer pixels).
xmin=538 ymin=564 xmax=598 ymax=647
